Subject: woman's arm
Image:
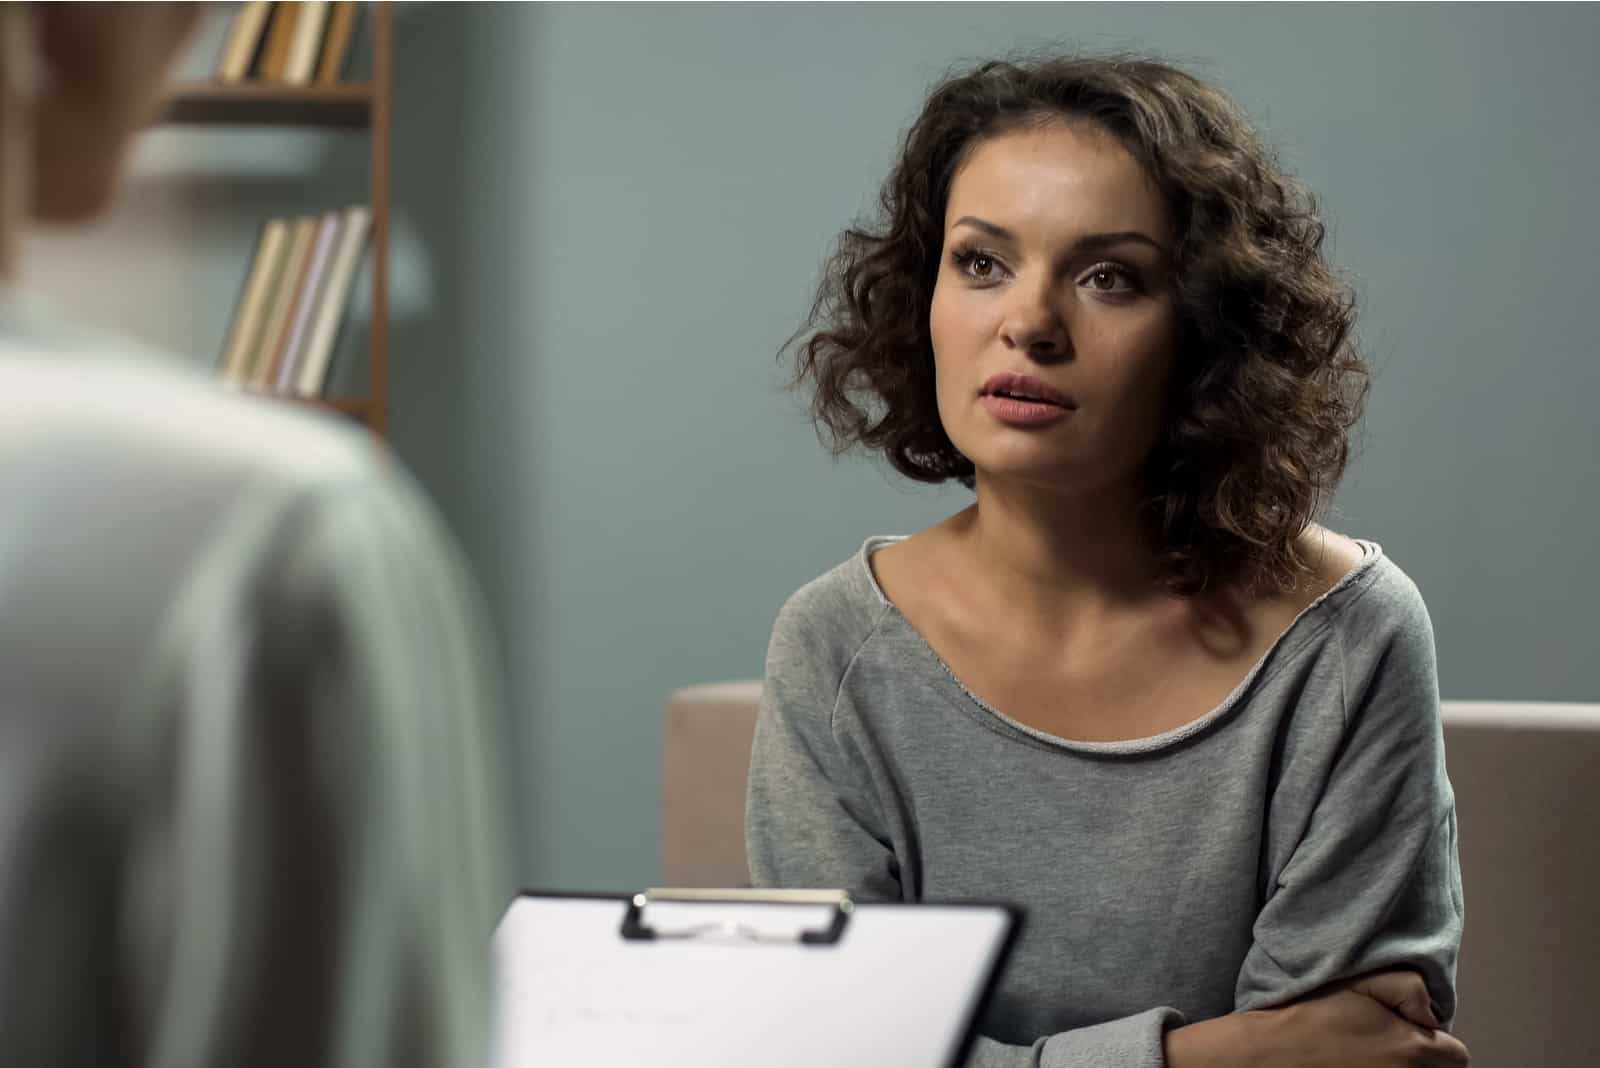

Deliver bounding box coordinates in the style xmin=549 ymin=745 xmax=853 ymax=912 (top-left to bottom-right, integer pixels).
xmin=1169 ymin=574 xmax=1468 ymax=1068
xmin=1232 ymin=578 xmax=1462 ymax=1024
xmin=1166 ymin=974 xmax=1469 ymax=1068
xmin=969 ymin=977 xmax=1471 ymax=1068
xmin=745 ymin=592 xmax=906 ymax=897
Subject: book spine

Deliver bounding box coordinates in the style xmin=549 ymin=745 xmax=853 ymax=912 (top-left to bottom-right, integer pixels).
xmin=283 ymin=0 xmax=331 ymax=86
xmin=295 ymin=206 xmax=372 ymax=397
xmin=238 ymin=219 xmax=303 ymax=386
xmin=249 ymin=217 xmax=317 ymax=389
xmin=315 ymin=2 xmax=359 ymax=85
xmin=274 ymin=211 xmax=342 ymax=393
xmin=216 ymin=0 xmax=273 ymax=83
xmin=258 ymin=2 xmax=304 ymax=82
xmin=219 ymin=218 xmax=289 ymax=386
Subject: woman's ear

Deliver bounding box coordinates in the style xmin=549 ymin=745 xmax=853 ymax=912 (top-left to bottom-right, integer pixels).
xmin=30 ymin=3 xmax=201 ymax=221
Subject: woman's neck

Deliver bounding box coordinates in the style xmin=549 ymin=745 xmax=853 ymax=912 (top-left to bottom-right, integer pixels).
xmin=954 ymin=472 xmax=1171 ymax=631
xmin=0 ymin=1 xmax=32 ymax=280
xmin=0 ymin=83 xmax=27 ymax=278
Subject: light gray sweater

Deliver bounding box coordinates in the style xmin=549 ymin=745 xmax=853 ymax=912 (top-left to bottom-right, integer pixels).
xmin=746 ymin=536 xmax=1462 ymax=1068
xmin=0 ymin=301 xmax=511 ymax=1068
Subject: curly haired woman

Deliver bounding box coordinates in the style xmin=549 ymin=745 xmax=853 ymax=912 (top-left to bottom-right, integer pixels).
xmin=746 ymin=53 xmax=1467 ymax=1068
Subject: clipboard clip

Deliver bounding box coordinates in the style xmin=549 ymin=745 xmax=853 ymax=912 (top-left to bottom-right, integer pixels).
xmin=619 ymin=888 xmax=854 ymax=946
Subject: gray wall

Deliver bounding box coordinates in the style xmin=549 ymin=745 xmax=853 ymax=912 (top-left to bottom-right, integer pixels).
xmin=38 ymin=4 xmax=1600 ymax=894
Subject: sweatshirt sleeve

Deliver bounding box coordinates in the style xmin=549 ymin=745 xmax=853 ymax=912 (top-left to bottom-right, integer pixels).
xmin=964 ymin=1010 xmax=1186 ymax=1068
xmin=1233 ymin=575 xmax=1464 ymax=1026
xmin=745 ymin=592 xmax=1188 ymax=1067
xmin=130 ymin=472 xmax=515 ymax=1068
xmin=745 ymin=590 xmax=904 ymax=899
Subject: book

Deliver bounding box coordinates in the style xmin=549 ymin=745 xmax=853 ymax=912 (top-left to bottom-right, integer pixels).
xmin=234 ymin=218 xmax=301 ymax=387
xmin=257 ymin=2 xmax=303 ymax=82
xmin=218 ymin=218 xmax=290 ymax=386
xmin=282 ymin=0 xmax=331 ymax=86
xmin=256 ymin=216 xmax=324 ymax=392
xmin=215 ymin=0 xmax=273 ymax=84
xmin=273 ymin=211 xmax=341 ymax=393
xmin=315 ymin=2 xmax=360 ymax=85
xmin=248 ymin=216 xmax=317 ymax=390
xmin=295 ymin=206 xmax=372 ymax=397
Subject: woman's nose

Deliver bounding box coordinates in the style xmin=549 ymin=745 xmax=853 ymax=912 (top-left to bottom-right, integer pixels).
xmin=998 ymin=286 xmax=1071 ymax=361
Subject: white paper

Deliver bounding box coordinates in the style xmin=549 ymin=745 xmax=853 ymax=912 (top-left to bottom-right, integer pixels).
xmin=491 ymin=896 xmax=1014 ymax=1068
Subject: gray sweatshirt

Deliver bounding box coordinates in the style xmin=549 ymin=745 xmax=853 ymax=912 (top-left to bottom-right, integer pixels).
xmin=746 ymin=536 xmax=1462 ymax=1068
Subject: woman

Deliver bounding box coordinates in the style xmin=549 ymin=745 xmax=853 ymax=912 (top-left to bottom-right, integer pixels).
xmin=746 ymin=53 xmax=1467 ymax=1067
xmin=0 ymin=7 xmax=509 ymax=1068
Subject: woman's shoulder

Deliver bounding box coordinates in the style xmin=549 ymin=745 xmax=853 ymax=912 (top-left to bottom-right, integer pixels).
xmin=769 ymin=537 xmax=899 ymax=661
xmin=1282 ymin=529 xmax=1438 ymax=708
xmin=1215 ymin=528 xmax=1432 ymax=694
xmin=1332 ymin=544 xmax=1436 ymax=657
xmin=1292 ymin=528 xmax=1430 ymax=633
xmin=1265 ymin=527 xmax=1428 ymax=633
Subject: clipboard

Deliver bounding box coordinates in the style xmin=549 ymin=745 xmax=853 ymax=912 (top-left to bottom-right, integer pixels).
xmin=491 ymin=887 xmax=1024 ymax=1068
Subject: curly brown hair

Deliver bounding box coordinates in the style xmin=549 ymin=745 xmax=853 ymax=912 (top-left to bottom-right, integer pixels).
xmin=783 ymin=50 xmax=1369 ymax=596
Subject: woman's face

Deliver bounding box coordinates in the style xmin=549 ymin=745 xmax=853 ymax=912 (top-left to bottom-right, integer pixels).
xmin=928 ymin=119 xmax=1182 ymax=497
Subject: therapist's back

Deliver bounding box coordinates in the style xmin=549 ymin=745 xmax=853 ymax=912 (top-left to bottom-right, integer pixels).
xmin=0 ymin=7 xmax=510 ymax=1068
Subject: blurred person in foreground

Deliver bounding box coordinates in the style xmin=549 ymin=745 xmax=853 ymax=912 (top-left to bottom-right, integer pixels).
xmin=0 ymin=6 xmax=511 ymax=1068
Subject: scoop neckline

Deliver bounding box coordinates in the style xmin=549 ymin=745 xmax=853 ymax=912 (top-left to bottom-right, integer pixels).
xmin=857 ymin=533 xmax=1383 ymax=756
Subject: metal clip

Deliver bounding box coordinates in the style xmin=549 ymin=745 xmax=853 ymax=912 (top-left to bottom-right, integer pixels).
xmin=619 ymin=887 xmax=854 ymax=945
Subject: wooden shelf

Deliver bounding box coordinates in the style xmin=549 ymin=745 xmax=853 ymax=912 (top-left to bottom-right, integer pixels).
xmin=159 ymin=82 xmax=373 ymax=128
xmin=296 ymin=396 xmax=372 ymax=421
xmin=231 ymin=392 xmax=371 ymax=422
xmin=175 ymin=3 xmax=392 ymax=440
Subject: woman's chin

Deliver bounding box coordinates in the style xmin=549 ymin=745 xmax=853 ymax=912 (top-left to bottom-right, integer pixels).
xmin=970 ymin=459 xmax=1087 ymax=495
xmin=967 ymin=451 xmax=1142 ymax=501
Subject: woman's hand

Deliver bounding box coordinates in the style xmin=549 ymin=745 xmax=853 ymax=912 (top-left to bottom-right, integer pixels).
xmin=1165 ymin=970 xmax=1470 ymax=1068
xmin=1248 ymin=979 xmax=1470 ymax=1067
xmin=1340 ymin=969 xmax=1442 ymax=1030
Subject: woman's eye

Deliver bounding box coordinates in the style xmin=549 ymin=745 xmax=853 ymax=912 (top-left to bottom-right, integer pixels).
xmin=1084 ymin=265 xmax=1137 ymax=293
xmin=952 ymin=248 xmax=1004 ymax=281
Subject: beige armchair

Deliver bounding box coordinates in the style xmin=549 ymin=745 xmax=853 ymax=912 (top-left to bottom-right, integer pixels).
xmin=663 ymin=681 xmax=765 ymax=889
xmin=663 ymin=684 xmax=1599 ymax=1068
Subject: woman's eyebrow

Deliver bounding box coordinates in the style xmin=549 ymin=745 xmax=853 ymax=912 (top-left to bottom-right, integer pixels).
xmin=951 ymin=215 xmax=1166 ymax=257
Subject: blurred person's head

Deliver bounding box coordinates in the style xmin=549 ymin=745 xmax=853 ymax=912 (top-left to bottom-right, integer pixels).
xmin=0 ymin=3 xmax=200 ymax=268
xmin=785 ymin=52 xmax=1369 ymax=596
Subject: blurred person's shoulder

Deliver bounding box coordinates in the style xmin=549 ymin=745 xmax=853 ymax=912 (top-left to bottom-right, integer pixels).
xmin=0 ymin=302 xmax=459 ymax=719
xmin=0 ymin=315 xmax=383 ymax=497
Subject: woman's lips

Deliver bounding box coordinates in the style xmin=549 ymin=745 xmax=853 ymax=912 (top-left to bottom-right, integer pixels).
xmin=980 ymin=394 xmax=1075 ymax=426
xmin=979 ymin=371 xmax=1077 ymax=409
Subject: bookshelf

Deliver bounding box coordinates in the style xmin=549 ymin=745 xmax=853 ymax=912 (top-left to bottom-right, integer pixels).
xmin=157 ymin=2 xmax=393 ymax=439
xmin=162 ymin=82 xmax=374 ymax=128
